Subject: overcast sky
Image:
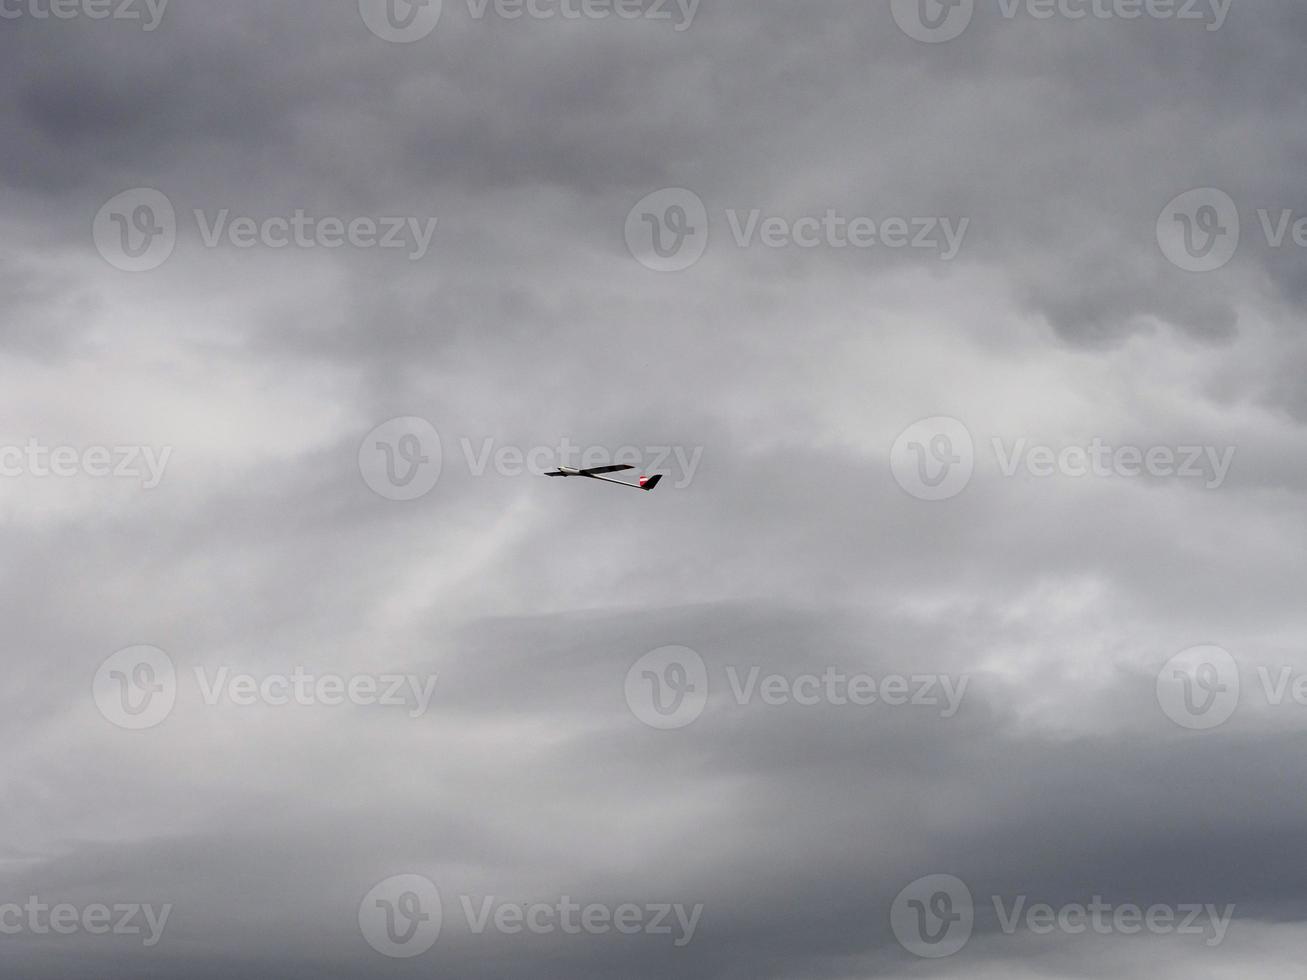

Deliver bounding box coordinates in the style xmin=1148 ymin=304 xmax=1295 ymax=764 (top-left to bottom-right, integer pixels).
xmin=2 ymin=1 xmax=1306 ymax=977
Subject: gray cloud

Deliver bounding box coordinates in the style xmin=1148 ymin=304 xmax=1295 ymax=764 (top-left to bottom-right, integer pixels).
xmin=0 ymin=0 xmax=1305 ymax=976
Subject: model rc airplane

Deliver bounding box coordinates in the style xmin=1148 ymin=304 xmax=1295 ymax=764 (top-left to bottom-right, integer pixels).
xmin=545 ymin=465 xmax=663 ymax=492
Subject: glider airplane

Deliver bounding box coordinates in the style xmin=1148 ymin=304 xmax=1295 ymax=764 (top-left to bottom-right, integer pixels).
xmin=545 ymin=464 xmax=663 ymax=492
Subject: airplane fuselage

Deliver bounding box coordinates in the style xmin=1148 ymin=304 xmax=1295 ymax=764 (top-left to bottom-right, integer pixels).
xmin=544 ymin=464 xmax=664 ymax=492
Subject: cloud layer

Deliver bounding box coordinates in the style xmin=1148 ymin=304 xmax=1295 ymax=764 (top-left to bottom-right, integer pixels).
xmin=1 ymin=1 xmax=1305 ymax=976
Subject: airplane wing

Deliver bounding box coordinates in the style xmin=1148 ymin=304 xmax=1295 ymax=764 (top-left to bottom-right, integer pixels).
xmin=544 ymin=464 xmax=664 ymax=491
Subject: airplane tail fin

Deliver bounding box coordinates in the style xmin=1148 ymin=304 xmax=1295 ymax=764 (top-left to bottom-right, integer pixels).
xmin=639 ymin=475 xmax=664 ymax=492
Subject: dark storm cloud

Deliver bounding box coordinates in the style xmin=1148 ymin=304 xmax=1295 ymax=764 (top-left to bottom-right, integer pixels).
xmin=8 ymin=600 xmax=1307 ymax=978
xmin=4 ymin=3 xmax=1304 ymax=361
